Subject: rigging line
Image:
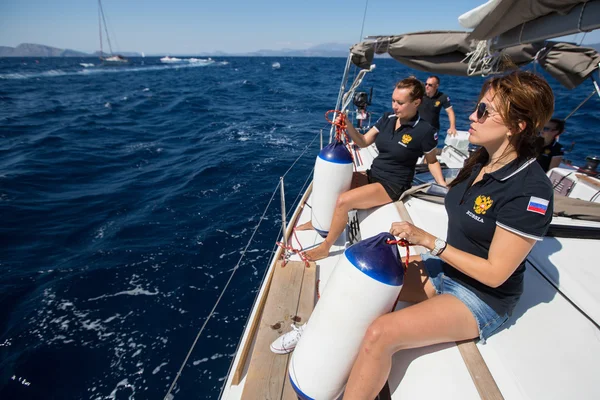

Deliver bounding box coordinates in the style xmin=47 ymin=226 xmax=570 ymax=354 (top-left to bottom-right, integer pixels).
xmin=103 ymin=10 xmax=122 ymax=54
xmin=97 ymin=4 xmax=103 ymax=56
xmin=98 ymin=0 xmax=113 ymax=54
xmin=565 ymin=89 xmax=597 ymax=120
xmin=352 ymin=0 xmax=370 ymax=83
xmin=286 ymin=167 xmax=315 ymax=219
xmin=219 ymin=168 xmax=314 ymax=397
xmin=163 ymin=179 xmax=283 ymax=400
xmin=281 ymin=130 xmax=321 ymax=179
xmin=218 ymin=239 xmax=281 ymax=400
xmin=358 ymin=0 xmax=369 ymax=42
xmin=219 ymin=129 xmax=324 ymax=397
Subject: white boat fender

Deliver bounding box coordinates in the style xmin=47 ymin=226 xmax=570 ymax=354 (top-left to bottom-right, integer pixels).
xmin=311 ymin=141 xmax=353 ymax=238
xmin=289 ymin=232 xmax=404 ymax=400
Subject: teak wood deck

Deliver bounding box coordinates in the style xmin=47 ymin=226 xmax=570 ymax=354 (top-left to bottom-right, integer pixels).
xmin=240 ymin=260 xmax=317 ymax=400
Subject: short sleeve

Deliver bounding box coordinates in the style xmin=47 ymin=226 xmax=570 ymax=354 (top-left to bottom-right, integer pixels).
xmin=374 ymin=112 xmax=391 ymax=132
xmin=496 ymin=180 xmax=553 ymax=241
xmin=442 ymin=94 xmax=452 ymax=109
xmin=421 ymin=126 xmax=438 ymax=154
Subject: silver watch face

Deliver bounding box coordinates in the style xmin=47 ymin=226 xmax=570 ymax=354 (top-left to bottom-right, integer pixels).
xmin=435 ymin=238 xmax=445 ymax=249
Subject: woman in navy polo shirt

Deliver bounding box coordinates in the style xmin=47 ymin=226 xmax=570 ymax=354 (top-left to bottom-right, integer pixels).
xmin=342 ymin=71 xmax=554 ymax=399
xmin=300 ymin=77 xmax=447 ymax=261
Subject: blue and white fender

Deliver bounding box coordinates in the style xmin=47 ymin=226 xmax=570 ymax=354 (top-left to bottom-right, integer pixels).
xmin=289 ymin=232 xmax=404 ymax=400
xmin=311 ymin=141 xmax=353 ymax=238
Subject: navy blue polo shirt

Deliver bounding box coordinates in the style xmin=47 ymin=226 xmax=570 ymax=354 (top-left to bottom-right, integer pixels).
xmin=418 ymin=91 xmax=452 ymax=131
xmin=370 ymin=112 xmax=438 ymax=188
xmin=443 ymin=158 xmax=554 ymax=316
xmin=536 ymin=140 xmax=564 ymax=172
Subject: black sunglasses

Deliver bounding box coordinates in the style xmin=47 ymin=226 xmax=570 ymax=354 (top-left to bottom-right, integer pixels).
xmin=476 ymin=102 xmax=496 ymax=121
xmin=425 ymin=83 xmax=436 ymax=87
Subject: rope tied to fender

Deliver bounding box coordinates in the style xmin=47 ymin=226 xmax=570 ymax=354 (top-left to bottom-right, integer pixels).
xmin=325 ymin=110 xmax=350 ymax=143
xmin=324 ymin=110 xmax=358 ymax=171
xmin=386 ymin=238 xmax=411 ymax=272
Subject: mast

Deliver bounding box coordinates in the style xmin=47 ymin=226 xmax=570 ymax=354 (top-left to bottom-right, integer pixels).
xmin=98 ymin=0 xmax=103 ymax=58
xmin=98 ymin=0 xmax=114 ymax=55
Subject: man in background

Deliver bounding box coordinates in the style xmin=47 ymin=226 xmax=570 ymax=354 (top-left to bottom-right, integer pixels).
xmin=418 ymin=76 xmax=457 ymax=136
xmin=537 ymin=118 xmax=565 ymax=172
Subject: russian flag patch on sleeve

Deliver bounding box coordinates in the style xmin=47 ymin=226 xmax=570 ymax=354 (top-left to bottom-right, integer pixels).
xmin=526 ymin=196 xmax=549 ymax=215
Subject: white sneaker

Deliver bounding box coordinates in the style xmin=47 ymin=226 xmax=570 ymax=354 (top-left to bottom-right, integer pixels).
xmin=270 ymin=323 xmax=306 ymax=354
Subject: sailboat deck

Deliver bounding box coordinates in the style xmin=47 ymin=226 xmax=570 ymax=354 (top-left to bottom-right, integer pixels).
xmin=221 ymin=144 xmax=600 ymax=400
xmin=236 ymin=260 xmax=316 ymax=400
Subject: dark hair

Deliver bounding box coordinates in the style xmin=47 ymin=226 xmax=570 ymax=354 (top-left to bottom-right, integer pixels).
xmin=450 ymin=71 xmax=554 ymax=188
xmin=428 ymin=76 xmax=440 ymax=85
xmin=395 ymin=76 xmax=425 ymax=101
xmin=549 ymin=118 xmax=565 ymax=135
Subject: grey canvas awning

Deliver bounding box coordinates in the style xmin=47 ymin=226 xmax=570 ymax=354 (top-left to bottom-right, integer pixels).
xmin=350 ymin=31 xmax=600 ymax=89
xmin=460 ymin=0 xmax=600 ymax=50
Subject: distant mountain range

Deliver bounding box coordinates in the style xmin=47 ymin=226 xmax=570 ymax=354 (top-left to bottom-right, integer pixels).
xmin=0 ymin=43 xmax=351 ymax=58
xmin=0 ymin=43 xmax=141 ymax=58
xmin=1 ymin=42 xmax=599 ymax=58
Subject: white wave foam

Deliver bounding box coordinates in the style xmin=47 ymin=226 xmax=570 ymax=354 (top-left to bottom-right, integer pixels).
xmin=0 ymin=60 xmax=228 ymax=80
xmin=152 ymin=362 xmax=168 ymax=374
xmin=88 ymin=286 xmax=159 ymax=301
xmin=107 ymin=378 xmax=135 ymax=400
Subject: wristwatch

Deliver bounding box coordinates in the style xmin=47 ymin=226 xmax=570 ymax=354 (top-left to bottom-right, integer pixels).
xmin=430 ymin=237 xmax=447 ymax=256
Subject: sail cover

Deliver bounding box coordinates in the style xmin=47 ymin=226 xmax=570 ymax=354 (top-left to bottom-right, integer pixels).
xmin=350 ymin=31 xmax=600 ymax=89
xmin=460 ymin=0 xmax=600 ymax=50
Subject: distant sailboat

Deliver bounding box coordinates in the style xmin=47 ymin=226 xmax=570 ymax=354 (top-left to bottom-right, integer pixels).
xmin=98 ymin=0 xmax=128 ymax=64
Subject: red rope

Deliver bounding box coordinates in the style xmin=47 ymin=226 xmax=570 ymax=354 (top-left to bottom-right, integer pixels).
xmin=386 ymin=239 xmax=411 ymax=272
xmin=325 ymin=110 xmax=357 ymax=171
xmin=387 ymin=238 xmax=412 ymax=312
xmin=276 ymin=228 xmax=310 ymax=268
xmin=325 ymin=110 xmax=350 ymax=143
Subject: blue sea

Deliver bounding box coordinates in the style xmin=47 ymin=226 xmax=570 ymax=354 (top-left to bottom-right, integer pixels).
xmin=1 ymin=56 xmax=599 ymax=400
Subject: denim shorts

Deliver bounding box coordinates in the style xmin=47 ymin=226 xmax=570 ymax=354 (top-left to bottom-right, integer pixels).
xmin=422 ymin=254 xmax=509 ymax=343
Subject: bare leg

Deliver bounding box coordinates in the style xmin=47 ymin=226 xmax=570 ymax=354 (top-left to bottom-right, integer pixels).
xmin=342 ymin=293 xmax=479 ymax=400
xmin=303 ymin=182 xmax=392 ymax=261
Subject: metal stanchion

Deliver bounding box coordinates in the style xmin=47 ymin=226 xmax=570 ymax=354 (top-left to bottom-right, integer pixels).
xmin=280 ymin=177 xmax=287 ymax=255
xmin=320 ymin=129 xmax=323 ymax=150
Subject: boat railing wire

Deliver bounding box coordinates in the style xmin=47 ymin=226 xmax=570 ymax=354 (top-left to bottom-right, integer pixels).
xmin=163 ymin=126 xmax=325 ymax=400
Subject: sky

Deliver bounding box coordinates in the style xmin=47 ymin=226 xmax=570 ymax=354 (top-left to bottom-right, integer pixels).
xmin=1 ymin=0 xmax=600 ymax=55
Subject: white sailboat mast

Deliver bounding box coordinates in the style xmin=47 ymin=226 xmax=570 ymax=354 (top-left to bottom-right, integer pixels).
xmin=98 ymin=2 xmax=103 ymax=58
xmin=98 ymin=0 xmax=114 ymax=56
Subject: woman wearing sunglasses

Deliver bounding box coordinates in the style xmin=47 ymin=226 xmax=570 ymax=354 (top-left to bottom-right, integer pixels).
xmin=342 ymin=71 xmax=555 ymax=400
xmin=537 ymin=118 xmax=565 ymax=172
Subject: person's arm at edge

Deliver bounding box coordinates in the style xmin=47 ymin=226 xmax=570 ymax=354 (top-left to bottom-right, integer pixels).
xmin=391 ymin=223 xmax=536 ymax=288
xmin=424 ymin=150 xmax=447 ymax=187
xmin=548 ymin=156 xmax=563 ymax=170
xmin=436 ymin=227 xmax=535 ymax=288
xmin=446 ymin=106 xmax=457 ymax=136
xmin=345 ymin=119 xmax=378 ymax=148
